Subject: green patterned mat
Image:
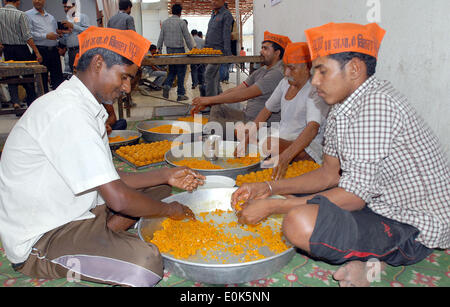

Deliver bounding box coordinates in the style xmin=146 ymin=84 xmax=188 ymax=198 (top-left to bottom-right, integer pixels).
xmin=0 ymin=119 xmax=449 ymax=287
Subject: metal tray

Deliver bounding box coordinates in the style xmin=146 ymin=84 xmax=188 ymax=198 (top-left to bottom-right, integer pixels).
xmin=137 ymin=188 xmax=294 ymax=284
xmin=108 ymin=130 xmax=141 ymax=150
xmin=136 ymin=120 xmax=202 ymax=143
xmin=165 ymin=140 xmax=262 ymax=179
xmin=112 ymin=150 xmax=167 ymax=170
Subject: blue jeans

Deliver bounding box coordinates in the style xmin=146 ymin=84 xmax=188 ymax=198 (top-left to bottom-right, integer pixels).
xmin=163 ymin=47 xmax=187 ymax=96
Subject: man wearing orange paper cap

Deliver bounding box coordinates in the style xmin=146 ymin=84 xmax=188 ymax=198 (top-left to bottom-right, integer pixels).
xmin=235 ymin=42 xmax=329 ymax=179
xmin=231 ymin=23 xmax=449 ymax=287
xmin=0 ymin=26 xmax=205 ymax=287
xmin=192 ymin=31 xmax=290 ymax=132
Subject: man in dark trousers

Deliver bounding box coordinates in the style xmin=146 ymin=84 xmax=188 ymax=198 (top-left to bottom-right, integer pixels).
xmin=0 ymin=0 xmax=43 ymax=114
xmin=25 ymin=0 xmax=64 ymax=93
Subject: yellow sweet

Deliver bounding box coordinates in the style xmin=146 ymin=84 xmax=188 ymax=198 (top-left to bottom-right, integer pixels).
xmin=226 ymin=153 xmax=261 ymax=166
xmin=177 ymin=116 xmax=208 ymax=125
xmin=236 ymin=160 xmax=320 ymax=186
xmin=115 ymin=140 xmax=181 ymax=166
xmin=148 ymin=124 xmax=190 ymax=134
xmin=146 ymin=209 xmax=289 ymax=263
xmin=108 ymin=135 xmax=137 ymax=143
xmin=173 ymin=158 xmax=223 ymax=170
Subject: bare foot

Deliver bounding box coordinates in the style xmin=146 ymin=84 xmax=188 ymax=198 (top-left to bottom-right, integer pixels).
xmin=333 ymin=260 xmax=386 ymax=287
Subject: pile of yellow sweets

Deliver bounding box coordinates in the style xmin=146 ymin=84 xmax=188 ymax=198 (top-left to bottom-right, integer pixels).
xmin=236 ymin=160 xmax=320 ymax=186
xmin=187 ymin=48 xmax=223 ymax=55
xmin=226 ymin=153 xmax=261 ymax=166
xmin=173 ymin=158 xmax=223 ymax=170
xmin=177 ymin=116 xmax=209 ymax=125
xmin=147 ymin=209 xmax=289 ymax=263
xmin=147 ymin=124 xmax=190 ymax=134
xmin=115 ymin=140 xmax=181 ymax=166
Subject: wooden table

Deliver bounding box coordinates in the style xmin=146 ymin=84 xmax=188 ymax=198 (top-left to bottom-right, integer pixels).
xmin=0 ymin=64 xmax=47 ymax=116
xmin=118 ymin=55 xmax=265 ymax=119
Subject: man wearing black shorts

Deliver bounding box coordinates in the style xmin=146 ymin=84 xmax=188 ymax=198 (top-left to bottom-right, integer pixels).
xmin=231 ymin=22 xmax=450 ymax=287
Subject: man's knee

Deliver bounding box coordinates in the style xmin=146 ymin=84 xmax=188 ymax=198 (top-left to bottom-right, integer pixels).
xmin=282 ymin=204 xmax=319 ymax=253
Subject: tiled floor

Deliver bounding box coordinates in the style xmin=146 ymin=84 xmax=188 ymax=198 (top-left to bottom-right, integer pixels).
xmin=0 ymin=69 xmax=244 ymax=136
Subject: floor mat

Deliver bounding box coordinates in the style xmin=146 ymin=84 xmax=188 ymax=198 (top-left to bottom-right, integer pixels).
xmin=0 ymin=120 xmax=449 ymax=287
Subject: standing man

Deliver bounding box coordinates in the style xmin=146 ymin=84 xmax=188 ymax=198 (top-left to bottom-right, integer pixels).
xmin=107 ymin=0 xmax=135 ymax=31
xmin=0 ymin=0 xmax=43 ymax=114
xmin=231 ymin=23 xmax=450 ymax=287
xmin=0 ymin=26 xmax=205 ymax=287
xmin=157 ymin=3 xmax=194 ymax=101
xmin=59 ymin=0 xmax=90 ymax=73
xmin=191 ymin=31 xmax=291 ymax=131
xmin=26 ymin=0 xmax=64 ymax=93
xmin=203 ymin=0 xmax=234 ymax=98
xmin=190 ymin=29 xmax=205 ymax=91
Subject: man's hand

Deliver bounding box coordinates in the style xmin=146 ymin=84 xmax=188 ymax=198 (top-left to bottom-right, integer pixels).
xmin=166 ymin=201 xmax=196 ymax=221
xmin=105 ymin=124 xmax=112 ymax=135
xmin=191 ymin=97 xmax=211 ymax=115
xmin=62 ymin=21 xmax=74 ymax=31
xmin=231 ymin=182 xmax=272 ymax=208
xmin=46 ymin=32 xmax=59 ymax=40
xmin=236 ymin=198 xmax=280 ymax=225
xmin=35 ymin=52 xmax=43 ymax=63
xmin=270 ymin=152 xmax=291 ymax=180
xmin=166 ymin=166 xmax=206 ymax=191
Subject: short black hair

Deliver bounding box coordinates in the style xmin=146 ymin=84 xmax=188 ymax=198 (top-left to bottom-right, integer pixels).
xmin=76 ymin=48 xmax=133 ymax=72
xmin=6 ymin=0 xmax=21 ymax=3
xmin=262 ymin=41 xmax=285 ymax=60
xmin=149 ymin=44 xmax=157 ymax=51
xmin=327 ymin=52 xmax=377 ymax=77
xmin=172 ymin=4 xmax=182 ymax=15
xmin=191 ymin=29 xmax=198 ymax=36
xmin=119 ymin=0 xmax=132 ymax=11
xmin=198 ymin=31 xmax=203 ymax=37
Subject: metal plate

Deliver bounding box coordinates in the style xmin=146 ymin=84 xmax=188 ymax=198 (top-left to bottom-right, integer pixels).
xmin=108 ymin=130 xmax=141 ymax=150
xmin=137 ymin=188 xmax=294 ymax=284
xmin=165 ymin=141 xmax=263 ymax=178
xmin=136 ymin=120 xmax=202 ymax=143
xmin=112 ymin=150 xmax=167 ymax=170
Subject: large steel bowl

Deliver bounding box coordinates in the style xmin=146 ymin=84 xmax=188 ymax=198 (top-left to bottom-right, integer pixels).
xmin=136 ymin=120 xmax=202 ymax=143
xmin=165 ymin=141 xmax=262 ymax=179
xmin=137 ymin=188 xmax=295 ymax=284
xmin=108 ymin=130 xmax=141 ymax=150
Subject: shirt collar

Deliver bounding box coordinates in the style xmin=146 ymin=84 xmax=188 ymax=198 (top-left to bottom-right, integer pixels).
xmin=65 ymin=75 xmax=105 ymax=118
xmin=5 ymin=4 xmax=17 ymax=10
xmin=31 ymin=7 xmax=48 ymax=16
xmin=329 ymin=75 xmax=378 ymax=118
xmin=212 ymin=6 xmax=226 ymax=16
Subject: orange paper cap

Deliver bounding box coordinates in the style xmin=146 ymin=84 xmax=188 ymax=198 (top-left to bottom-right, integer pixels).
xmin=263 ymin=31 xmax=292 ymax=50
xmin=304 ymin=23 xmax=386 ymax=61
xmin=283 ymin=42 xmax=311 ymax=65
xmin=73 ymin=53 xmax=80 ymax=68
xmin=78 ymin=26 xmax=151 ymax=67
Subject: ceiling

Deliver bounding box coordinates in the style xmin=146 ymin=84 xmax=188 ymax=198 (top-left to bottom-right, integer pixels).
xmin=166 ymin=0 xmax=254 ymax=23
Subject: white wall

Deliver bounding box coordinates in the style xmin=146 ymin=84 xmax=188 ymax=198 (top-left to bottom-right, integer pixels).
xmin=254 ymin=0 xmax=450 ymax=158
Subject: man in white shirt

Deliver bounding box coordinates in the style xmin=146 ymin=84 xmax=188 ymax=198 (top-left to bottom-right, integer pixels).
xmin=237 ymin=43 xmax=329 ymax=179
xmin=0 ymin=27 xmax=205 ymax=287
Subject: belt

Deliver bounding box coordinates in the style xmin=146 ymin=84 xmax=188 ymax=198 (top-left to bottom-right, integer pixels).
xmin=36 ymin=45 xmax=57 ymax=51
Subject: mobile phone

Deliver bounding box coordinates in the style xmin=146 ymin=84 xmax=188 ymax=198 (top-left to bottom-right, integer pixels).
xmin=57 ymin=21 xmax=67 ymax=30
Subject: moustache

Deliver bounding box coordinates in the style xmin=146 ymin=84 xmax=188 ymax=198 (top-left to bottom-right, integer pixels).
xmin=285 ymin=77 xmax=296 ymax=83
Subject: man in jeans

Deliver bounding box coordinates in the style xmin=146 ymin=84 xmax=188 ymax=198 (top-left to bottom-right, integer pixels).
xmin=157 ymin=4 xmax=193 ymax=101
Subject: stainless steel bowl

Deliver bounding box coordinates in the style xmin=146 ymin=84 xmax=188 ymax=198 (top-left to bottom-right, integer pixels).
xmin=165 ymin=141 xmax=262 ymax=179
xmin=108 ymin=130 xmax=141 ymax=150
xmin=137 ymin=188 xmax=295 ymax=284
xmin=136 ymin=120 xmax=202 ymax=143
